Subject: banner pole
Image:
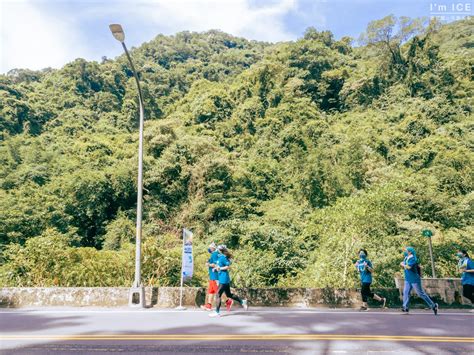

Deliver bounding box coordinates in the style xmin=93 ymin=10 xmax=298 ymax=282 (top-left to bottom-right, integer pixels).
xmin=176 ymin=228 xmax=186 ymax=310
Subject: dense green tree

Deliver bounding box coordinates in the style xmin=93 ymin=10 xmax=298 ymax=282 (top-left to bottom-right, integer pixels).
xmin=0 ymin=18 xmax=472 ymax=287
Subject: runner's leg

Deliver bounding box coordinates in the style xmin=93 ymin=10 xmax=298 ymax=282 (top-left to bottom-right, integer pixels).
xmin=412 ymin=282 xmax=435 ymax=309
xmin=223 ymin=284 xmax=243 ymax=304
xmin=402 ymin=281 xmax=412 ymax=310
xmin=216 ymin=284 xmax=226 ymax=313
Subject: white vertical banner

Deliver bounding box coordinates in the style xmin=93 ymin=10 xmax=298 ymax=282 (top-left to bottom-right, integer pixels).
xmin=177 ymin=227 xmax=193 ymax=310
xmin=182 ymin=228 xmax=194 ymax=279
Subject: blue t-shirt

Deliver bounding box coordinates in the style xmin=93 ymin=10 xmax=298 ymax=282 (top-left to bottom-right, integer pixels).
xmin=459 ymin=257 xmax=474 ymax=286
xmin=356 ymin=259 xmax=373 ymax=284
xmin=208 ymin=250 xmax=219 ymax=281
xmin=217 ymin=254 xmax=231 ymax=284
xmin=403 ymin=255 xmax=421 ymax=283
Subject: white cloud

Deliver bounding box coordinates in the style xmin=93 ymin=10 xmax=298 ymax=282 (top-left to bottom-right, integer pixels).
xmin=140 ymin=0 xmax=298 ymax=42
xmin=85 ymin=0 xmax=299 ymax=42
xmin=0 ymin=0 xmax=307 ymax=73
xmin=0 ymin=0 xmax=88 ymax=73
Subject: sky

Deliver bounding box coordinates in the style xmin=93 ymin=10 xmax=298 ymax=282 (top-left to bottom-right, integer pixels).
xmin=0 ymin=0 xmax=471 ymax=73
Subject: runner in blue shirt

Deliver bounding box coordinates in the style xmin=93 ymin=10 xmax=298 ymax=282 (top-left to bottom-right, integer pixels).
xmin=355 ymin=249 xmax=386 ymax=311
xmin=400 ymin=246 xmax=438 ymax=315
xmin=457 ymin=249 xmax=474 ymax=310
xmin=209 ymin=245 xmax=248 ymax=317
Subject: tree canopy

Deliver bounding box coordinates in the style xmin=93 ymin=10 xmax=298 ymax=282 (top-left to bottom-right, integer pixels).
xmin=0 ymin=18 xmax=473 ymax=288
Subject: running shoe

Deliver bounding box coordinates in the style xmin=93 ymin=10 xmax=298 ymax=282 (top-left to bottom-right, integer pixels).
xmin=359 ymin=306 xmax=368 ymax=311
xmin=209 ymin=311 xmax=221 ymax=318
xmin=433 ymin=303 xmax=439 ymax=315
xmin=242 ymin=299 xmax=248 ymax=310
xmin=226 ymin=299 xmax=234 ymax=312
xmin=401 ymin=308 xmax=409 ymax=315
xmin=200 ymin=303 xmax=212 ymax=311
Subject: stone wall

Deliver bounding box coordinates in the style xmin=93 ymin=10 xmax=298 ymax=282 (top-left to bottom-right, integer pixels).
xmin=0 ymin=278 xmax=468 ymax=308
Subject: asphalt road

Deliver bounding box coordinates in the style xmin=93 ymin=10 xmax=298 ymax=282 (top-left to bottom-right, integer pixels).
xmin=1 ymin=307 xmax=473 ymax=354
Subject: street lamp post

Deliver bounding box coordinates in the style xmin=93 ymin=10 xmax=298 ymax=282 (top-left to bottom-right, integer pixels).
xmin=109 ymin=24 xmax=145 ymax=307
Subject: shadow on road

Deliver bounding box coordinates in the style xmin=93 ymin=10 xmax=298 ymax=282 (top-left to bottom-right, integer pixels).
xmin=1 ymin=309 xmax=471 ymax=354
xmin=0 ymin=311 xmax=85 ymax=333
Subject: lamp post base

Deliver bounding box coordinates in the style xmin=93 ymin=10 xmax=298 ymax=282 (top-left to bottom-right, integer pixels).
xmin=128 ymin=286 xmax=146 ymax=308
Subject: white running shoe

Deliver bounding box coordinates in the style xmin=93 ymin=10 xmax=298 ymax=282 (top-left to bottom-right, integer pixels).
xmin=242 ymin=299 xmax=248 ymax=310
xmin=209 ymin=311 xmax=221 ymax=318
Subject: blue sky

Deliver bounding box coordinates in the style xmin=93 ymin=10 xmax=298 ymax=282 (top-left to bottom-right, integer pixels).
xmin=0 ymin=0 xmax=471 ymax=73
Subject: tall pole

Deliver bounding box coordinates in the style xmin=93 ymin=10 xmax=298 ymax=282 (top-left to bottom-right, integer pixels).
xmin=176 ymin=228 xmax=186 ymax=310
xmin=109 ymin=24 xmax=145 ymax=307
xmin=122 ymin=41 xmax=145 ymax=289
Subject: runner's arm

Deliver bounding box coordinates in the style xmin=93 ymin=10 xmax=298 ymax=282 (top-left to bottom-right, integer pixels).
xmin=400 ymin=262 xmax=411 ymax=269
xmin=403 ymin=257 xmax=416 ymax=270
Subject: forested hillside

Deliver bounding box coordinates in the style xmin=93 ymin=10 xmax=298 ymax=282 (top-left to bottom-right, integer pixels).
xmin=0 ymin=16 xmax=472 ymax=288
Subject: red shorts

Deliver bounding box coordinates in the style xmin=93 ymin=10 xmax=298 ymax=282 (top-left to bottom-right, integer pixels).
xmin=208 ymin=280 xmax=218 ymax=294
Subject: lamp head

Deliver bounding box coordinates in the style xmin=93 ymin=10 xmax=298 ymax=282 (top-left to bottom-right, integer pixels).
xmin=109 ymin=24 xmax=125 ymax=42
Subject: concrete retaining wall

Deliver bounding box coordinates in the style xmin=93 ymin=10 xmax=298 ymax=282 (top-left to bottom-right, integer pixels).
xmin=0 ymin=287 xmax=397 ymax=308
xmin=0 ymin=278 xmax=468 ymax=308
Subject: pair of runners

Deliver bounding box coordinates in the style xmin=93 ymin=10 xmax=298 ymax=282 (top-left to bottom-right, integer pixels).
xmin=202 ymin=242 xmax=248 ymax=317
xmin=399 ymin=247 xmax=473 ymax=313
xmin=201 ymin=242 xmax=232 ymax=312
xmin=355 ymin=246 xmax=439 ymax=315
